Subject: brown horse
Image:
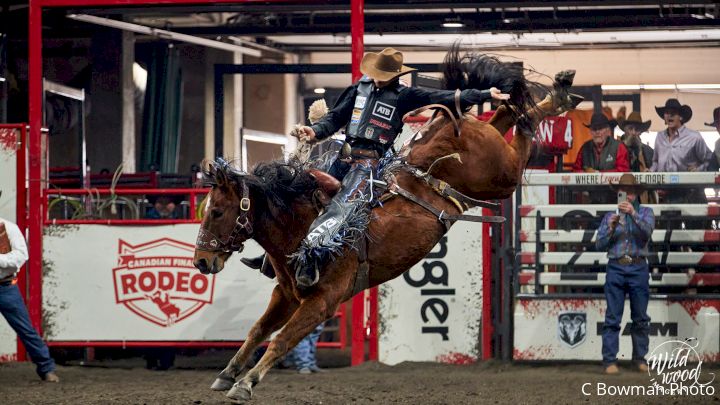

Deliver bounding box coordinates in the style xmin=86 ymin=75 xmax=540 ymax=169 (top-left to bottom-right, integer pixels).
xmin=193 ymin=51 xmax=580 ymax=401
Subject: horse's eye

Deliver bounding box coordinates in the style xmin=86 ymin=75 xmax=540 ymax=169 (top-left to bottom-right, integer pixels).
xmin=211 ymin=209 xmax=223 ymax=219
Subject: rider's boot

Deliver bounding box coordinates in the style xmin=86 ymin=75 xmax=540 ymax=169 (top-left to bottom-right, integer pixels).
xmin=240 ymin=254 xmax=276 ymax=279
xmin=292 ymin=159 xmax=375 ymax=288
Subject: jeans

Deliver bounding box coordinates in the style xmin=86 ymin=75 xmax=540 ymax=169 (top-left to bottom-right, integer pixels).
xmin=0 ymin=283 xmax=56 ymax=377
xmin=290 ymin=323 xmax=324 ymax=370
xmin=602 ymin=261 xmax=650 ymax=366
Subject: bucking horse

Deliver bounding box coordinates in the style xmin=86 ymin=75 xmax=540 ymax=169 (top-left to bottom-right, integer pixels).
xmin=193 ymin=47 xmax=582 ymax=401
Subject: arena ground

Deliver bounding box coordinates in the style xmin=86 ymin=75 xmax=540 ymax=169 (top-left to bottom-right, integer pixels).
xmin=0 ymin=350 xmax=717 ymax=404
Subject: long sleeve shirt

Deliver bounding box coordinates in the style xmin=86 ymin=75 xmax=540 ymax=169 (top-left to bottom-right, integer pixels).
xmin=572 ymin=139 xmax=630 ymax=172
xmin=310 ymin=82 xmax=491 ymax=141
xmin=0 ymin=218 xmax=28 ymax=281
xmin=596 ymin=206 xmax=655 ymax=259
xmin=651 ymin=126 xmax=712 ymax=172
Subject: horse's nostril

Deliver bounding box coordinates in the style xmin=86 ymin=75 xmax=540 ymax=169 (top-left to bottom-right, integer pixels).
xmin=194 ymin=258 xmax=209 ymax=274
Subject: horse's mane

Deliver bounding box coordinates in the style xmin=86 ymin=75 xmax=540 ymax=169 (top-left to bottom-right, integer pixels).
xmin=203 ymin=158 xmax=317 ymax=211
xmin=442 ymin=43 xmax=545 ymax=135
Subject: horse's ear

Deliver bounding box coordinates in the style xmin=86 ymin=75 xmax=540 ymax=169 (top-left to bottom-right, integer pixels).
xmin=215 ymin=166 xmax=228 ymax=187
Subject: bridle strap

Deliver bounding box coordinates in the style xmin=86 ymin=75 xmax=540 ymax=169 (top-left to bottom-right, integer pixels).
xmin=196 ymin=181 xmax=253 ymax=253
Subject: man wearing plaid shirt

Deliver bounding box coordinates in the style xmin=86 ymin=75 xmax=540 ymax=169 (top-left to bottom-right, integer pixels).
xmin=596 ymin=173 xmax=655 ymax=375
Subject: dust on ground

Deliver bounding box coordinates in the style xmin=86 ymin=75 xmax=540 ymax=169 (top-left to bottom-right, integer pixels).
xmin=0 ymin=350 xmax=717 ymax=404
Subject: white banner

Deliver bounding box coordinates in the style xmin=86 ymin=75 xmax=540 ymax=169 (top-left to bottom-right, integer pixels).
xmin=379 ymin=210 xmax=484 ymax=365
xmin=42 ymin=224 xmax=275 ymax=341
xmin=0 ymin=127 xmax=19 ymax=361
xmin=514 ymin=298 xmax=720 ymax=361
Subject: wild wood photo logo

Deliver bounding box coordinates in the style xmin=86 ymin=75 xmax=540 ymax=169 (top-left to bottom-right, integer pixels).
xmin=112 ymin=238 xmax=215 ymax=327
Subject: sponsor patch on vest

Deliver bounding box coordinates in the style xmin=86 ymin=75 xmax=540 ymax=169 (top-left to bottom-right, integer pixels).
xmin=365 ymin=127 xmax=375 ymax=139
xmin=369 ymin=118 xmax=392 ymax=130
xmin=354 ymin=96 xmax=367 ymax=109
xmin=606 ymin=155 xmax=614 ymax=162
xmin=372 ymin=101 xmax=395 ymax=121
xmin=351 ymin=108 xmax=362 ymax=124
xmin=379 ymin=134 xmax=390 ymax=144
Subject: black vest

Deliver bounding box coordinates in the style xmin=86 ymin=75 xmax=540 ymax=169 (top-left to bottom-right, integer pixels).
xmin=346 ymin=76 xmax=403 ymax=149
xmin=580 ymin=138 xmax=621 ymax=171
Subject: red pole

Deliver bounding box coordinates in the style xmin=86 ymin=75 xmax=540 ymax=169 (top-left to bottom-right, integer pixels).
xmin=368 ymin=287 xmax=378 ymax=360
xmin=27 ymin=0 xmax=44 ymax=334
xmin=350 ymin=0 xmax=365 ymax=367
xmin=481 ymin=208 xmax=493 ymax=360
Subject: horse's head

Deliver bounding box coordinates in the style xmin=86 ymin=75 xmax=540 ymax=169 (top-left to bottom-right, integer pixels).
xmin=193 ymin=159 xmax=254 ymax=275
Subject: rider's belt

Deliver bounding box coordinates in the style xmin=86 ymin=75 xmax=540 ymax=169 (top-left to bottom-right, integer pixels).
xmin=611 ymin=255 xmax=646 ymax=266
xmin=350 ymin=148 xmax=379 ymax=159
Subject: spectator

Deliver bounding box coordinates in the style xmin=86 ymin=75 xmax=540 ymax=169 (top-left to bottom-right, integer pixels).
xmin=573 ymin=113 xmax=630 ymax=204
xmin=619 ymin=112 xmax=653 ymax=172
xmin=0 ymin=217 xmax=60 ymax=382
xmin=651 ymin=98 xmax=712 ymax=204
xmin=573 ymin=113 xmax=630 ymax=173
xmin=620 ymin=112 xmax=657 ymax=203
xmin=146 ymin=196 xmax=178 ymax=219
xmin=706 ymin=107 xmax=720 ymax=171
xmin=596 ymin=174 xmax=655 ymax=375
xmin=286 ymin=323 xmax=326 ymax=374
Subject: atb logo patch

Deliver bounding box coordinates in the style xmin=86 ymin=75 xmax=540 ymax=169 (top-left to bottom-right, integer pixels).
xmin=558 ymin=311 xmax=587 ymax=348
xmin=112 ymin=238 xmax=215 ymax=327
xmin=307 ymin=218 xmax=339 ymax=242
xmin=372 ymin=101 xmax=395 ymax=121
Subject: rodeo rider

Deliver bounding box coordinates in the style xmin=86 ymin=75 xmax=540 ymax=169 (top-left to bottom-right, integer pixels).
xmin=285 ymin=47 xmax=510 ymax=287
xmin=596 ymin=174 xmax=655 ymax=374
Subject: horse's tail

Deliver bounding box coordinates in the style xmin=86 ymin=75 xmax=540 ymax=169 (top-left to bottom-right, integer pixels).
xmin=442 ymin=43 xmax=539 ymax=135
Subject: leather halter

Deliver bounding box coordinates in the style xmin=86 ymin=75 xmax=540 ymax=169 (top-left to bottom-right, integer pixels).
xmin=196 ymin=182 xmax=253 ymax=253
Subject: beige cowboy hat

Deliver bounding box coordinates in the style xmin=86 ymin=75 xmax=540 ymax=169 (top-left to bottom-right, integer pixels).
xmin=619 ymin=111 xmax=651 ymax=133
xmin=360 ymin=48 xmax=417 ymax=82
xmin=610 ymin=173 xmax=644 ymax=192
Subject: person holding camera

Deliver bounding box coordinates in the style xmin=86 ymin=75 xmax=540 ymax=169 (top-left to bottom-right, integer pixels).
xmin=596 ymin=173 xmax=655 ymax=375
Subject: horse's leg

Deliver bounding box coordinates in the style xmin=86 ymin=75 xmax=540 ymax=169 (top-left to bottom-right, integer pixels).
xmin=226 ymin=288 xmax=344 ymax=401
xmin=211 ymin=285 xmax=298 ymax=391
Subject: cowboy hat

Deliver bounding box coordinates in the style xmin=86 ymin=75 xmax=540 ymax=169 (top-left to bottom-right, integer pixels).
xmin=705 ymin=107 xmax=720 ymax=127
xmin=360 ymin=48 xmax=417 ymax=82
xmin=655 ymin=98 xmax=692 ymax=123
xmin=584 ymin=112 xmax=617 ymax=130
xmin=610 ymin=173 xmax=644 ymax=192
xmin=619 ymin=111 xmax=651 ymax=133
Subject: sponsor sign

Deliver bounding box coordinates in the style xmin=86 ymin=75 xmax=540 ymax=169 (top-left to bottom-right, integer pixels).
xmin=112 ymin=238 xmax=215 ymax=327
xmin=514 ymin=299 xmax=720 ymax=361
xmin=43 ymin=224 xmax=274 ymax=341
xmin=379 ymin=209 xmax=484 ymax=365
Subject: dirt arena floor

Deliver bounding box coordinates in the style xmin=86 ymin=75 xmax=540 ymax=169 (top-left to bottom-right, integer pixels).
xmin=0 ymin=350 xmax=717 ymax=404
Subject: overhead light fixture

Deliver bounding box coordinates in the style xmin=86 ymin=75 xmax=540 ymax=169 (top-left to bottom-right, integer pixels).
xmin=0 ymin=77 xmax=5 ymax=82
xmin=442 ymin=18 xmax=465 ymax=28
xmin=67 ymin=14 xmax=261 ymax=57
xmin=313 ymin=87 xmax=326 ymax=94
xmin=601 ymin=84 xmax=720 ymax=91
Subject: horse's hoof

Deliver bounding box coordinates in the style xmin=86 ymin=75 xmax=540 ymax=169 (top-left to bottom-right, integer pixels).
xmin=227 ymin=381 xmax=252 ymax=401
xmin=210 ymin=376 xmax=235 ymax=391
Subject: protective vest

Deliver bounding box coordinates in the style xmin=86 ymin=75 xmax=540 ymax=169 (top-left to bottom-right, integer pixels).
xmin=580 ymin=138 xmax=621 ymax=171
xmin=346 ymin=76 xmax=403 ymax=148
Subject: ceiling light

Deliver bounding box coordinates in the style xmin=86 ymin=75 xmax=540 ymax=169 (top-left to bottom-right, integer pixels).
xmin=442 ymin=18 xmax=465 ymax=28
xmin=601 ymin=84 xmax=720 ymax=91
xmin=67 ymin=14 xmax=261 ymax=57
xmin=313 ymin=87 xmax=326 ymax=94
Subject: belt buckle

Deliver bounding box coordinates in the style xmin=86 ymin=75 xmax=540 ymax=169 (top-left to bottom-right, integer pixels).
xmin=618 ymin=255 xmax=633 ymax=265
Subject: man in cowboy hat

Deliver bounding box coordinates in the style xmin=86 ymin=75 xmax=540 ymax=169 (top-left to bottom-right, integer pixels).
xmin=573 ymin=113 xmax=630 ymax=173
xmin=288 ymin=47 xmax=510 ymax=287
xmin=619 ymin=112 xmax=653 ymax=173
xmin=651 ymin=98 xmax=711 ymax=204
xmin=596 ymin=173 xmax=655 ymax=375
xmin=706 ymin=106 xmax=720 ymax=171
